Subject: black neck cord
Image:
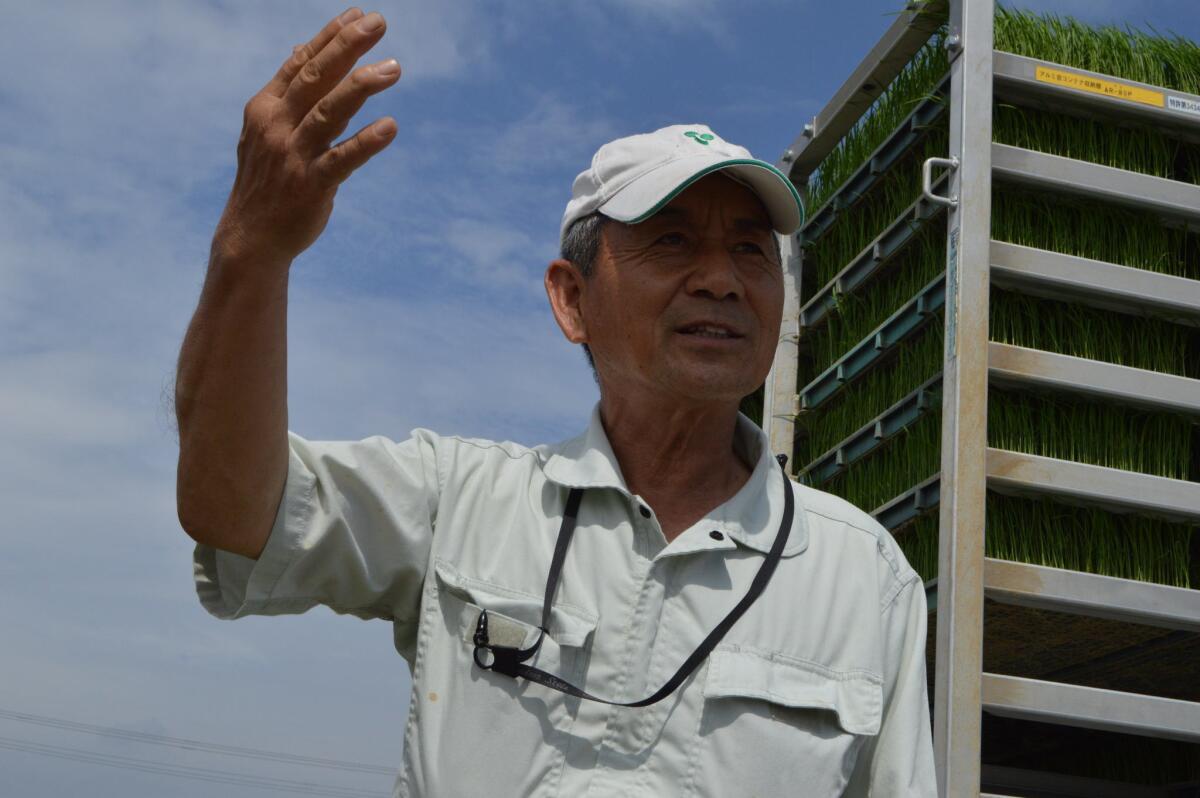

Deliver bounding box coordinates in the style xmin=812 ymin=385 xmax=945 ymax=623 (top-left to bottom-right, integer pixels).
xmin=472 ymin=457 xmax=794 ymax=707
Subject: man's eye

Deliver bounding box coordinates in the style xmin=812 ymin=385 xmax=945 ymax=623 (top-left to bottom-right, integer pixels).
xmin=656 ymin=232 xmax=685 ymax=246
xmin=735 ymin=242 xmax=765 ymax=254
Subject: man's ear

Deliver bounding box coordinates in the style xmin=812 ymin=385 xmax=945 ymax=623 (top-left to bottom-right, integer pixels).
xmin=545 ymin=258 xmax=589 ymax=346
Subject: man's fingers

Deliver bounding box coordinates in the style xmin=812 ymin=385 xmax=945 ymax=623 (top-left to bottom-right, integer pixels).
xmin=283 ymin=12 xmax=387 ymax=120
xmin=312 ymin=117 xmax=397 ymax=186
xmin=293 ymin=59 xmax=401 ymax=154
xmin=262 ymin=8 xmax=362 ymax=98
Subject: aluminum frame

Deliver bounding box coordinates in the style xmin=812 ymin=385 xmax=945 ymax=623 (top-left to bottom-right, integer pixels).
xmin=774 ymin=0 xmax=1200 ymax=793
xmin=986 ymin=448 xmax=1200 ymax=525
xmin=993 ymin=50 xmax=1200 ymax=145
xmin=762 ymin=234 xmax=803 ymax=459
xmin=992 ymin=143 xmax=1200 ymax=224
xmin=931 ymin=2 xmax=992 ymax=793
xmin=987 ymin=341 xmax=1200 ymax=416
xmin=983 ymin=558 xmax=1200 ymax=633
xmin=989 ymin=241 xmax=1200 ymax=328
xmin=778 ymin=0 xmax=949 ymax=183
xmin=982 ymin=673 xmax=1200 ymax=743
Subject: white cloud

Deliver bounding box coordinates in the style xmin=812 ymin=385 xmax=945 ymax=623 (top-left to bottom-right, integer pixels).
xmin=441 ymin=218 xmax=548 ymax=295
xmin=481 ymin=94 xmax=621 ymax=174
xmin=0 ymin=350 xmax=146 ymax=447
xmin=285 ymin=284 xmax=596 ymax=443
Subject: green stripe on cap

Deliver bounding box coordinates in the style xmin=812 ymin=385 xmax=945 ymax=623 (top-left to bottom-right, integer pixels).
xmin=626 ymin=158 xmax=806 ymax=229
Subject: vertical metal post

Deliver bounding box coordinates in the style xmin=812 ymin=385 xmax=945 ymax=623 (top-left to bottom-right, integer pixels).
xmin=762 ymin=233 xmax=802 ymax=461
xmin=933 ymin=0 xmax=993 ymax=794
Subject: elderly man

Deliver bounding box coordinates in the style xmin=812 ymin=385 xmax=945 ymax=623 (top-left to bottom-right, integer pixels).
xmin=175 ymin=8 xmax=936 ymax=797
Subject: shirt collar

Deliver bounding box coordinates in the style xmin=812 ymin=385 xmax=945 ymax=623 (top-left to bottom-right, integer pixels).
xmin=541 ymin=404 xmax=809 ymax=557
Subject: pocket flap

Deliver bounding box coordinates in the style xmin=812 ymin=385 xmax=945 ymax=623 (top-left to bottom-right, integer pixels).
xmin=433 ymin=559 xmax=598 ymax=647
xmin=703 ymin=647 xmax=882 ymax=736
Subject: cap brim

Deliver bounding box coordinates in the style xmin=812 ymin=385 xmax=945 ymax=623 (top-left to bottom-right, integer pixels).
xmin=598 ymin=156 xmax=805 ymax=235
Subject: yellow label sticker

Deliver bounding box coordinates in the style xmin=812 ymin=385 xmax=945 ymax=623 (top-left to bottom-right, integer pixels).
xmin=1035 ymin=65 xmax=1164 ymax=108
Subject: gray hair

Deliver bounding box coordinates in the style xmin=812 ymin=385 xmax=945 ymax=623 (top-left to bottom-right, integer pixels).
xmin=560 ymin=212 xmax=609 ymax=373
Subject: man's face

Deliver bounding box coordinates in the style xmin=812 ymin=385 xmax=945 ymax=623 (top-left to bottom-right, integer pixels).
xmin=579 ymin=172 xmax=784 ymax=407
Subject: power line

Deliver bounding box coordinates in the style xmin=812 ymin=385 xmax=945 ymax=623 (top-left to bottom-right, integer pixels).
xmin=0 ymin=735 xmax=391 ymax=798
xmin=0 ymin=707 xmax=396 ymax=775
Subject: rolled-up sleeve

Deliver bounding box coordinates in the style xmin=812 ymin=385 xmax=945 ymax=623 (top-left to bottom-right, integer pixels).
xmin=843 ymin=574 xmax=937 ymax=796
xmin=193 ymin=428 xmax=441 ymax=639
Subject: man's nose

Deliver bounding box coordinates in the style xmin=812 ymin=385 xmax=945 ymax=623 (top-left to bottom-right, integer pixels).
xmin=685 ymin=243 xmax=743 ymax=301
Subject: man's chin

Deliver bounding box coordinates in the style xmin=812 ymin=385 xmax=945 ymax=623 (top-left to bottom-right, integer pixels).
xmin=663 ymin=369 xmax=762 ymax=407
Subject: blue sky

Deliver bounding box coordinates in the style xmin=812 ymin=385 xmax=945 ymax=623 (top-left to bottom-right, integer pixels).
xmin=3 ymin=1 xmax=1199 ymax=796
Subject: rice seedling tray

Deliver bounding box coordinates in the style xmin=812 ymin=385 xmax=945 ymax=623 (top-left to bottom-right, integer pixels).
xmin=987 ymin=342 xmax=1200 ymax=415
xmin=799 ymin=273 xmax=945 ymax=410
xmin=981 ymin=673 xmax=1200 ymax=742
xmin=873 ymin=472 xmax=941 ymax=530
xmin=992 ymin=143 xmax=1200 ymax=225
xmin=797 ymin=82 xmax=950 ymax=248
xmin=800 ymin=173 xmax=950 ymax=331
xmin=801 ymin=374 xmax=943 ymax=484
xmin=985 ymin=448 xmax=1200 ymax=525
xmin=983 ymin=558 xmax=1200 ymax=633
xmin=989 ymin=241 xmax=1200 ymax=328
xmin=993 ymin=51 xmax=1200 ymax=146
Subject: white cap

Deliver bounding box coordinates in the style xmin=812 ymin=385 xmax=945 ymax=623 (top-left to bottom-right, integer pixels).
xmin=560 ymin=123 xmax=805 ymax=244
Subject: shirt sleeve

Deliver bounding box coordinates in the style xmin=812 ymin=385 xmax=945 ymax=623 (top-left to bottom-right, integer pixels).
xmin=192 ymin=429 xmax=441 ymax=641
xmin=843 ymin=573 xmax=937 ymax=797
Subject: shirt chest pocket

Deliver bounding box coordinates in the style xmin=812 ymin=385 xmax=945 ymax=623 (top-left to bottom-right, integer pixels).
xmin=414 ymin=560 xmax=599 ymax=793
xmin=690 ymin=646 xmax=882 ymax=796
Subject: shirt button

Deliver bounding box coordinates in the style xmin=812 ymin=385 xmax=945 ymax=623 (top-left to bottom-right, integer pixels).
xmin=639 ymin=505 xmax=652 ymax=519
xmin=709 ymin=530 xmax=725 ymax=541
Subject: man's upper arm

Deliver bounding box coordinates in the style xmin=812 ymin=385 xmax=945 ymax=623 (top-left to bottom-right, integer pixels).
xmin=843 ymin=571 xmax=937 ymax=796
xmin=192 ymin=428 xmax=441 ymax=631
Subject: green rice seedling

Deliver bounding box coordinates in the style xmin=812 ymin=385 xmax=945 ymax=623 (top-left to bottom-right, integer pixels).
xmin=819 ymin=409 xmax=942 ymax=514
xmin=818 ymin=411 xmax=1194 ymax=585
xmin=1181 ymin=144 xmax=1200 ymax=186
xmin=805 ymin=125 xmax=951 ymax=292
xmin=988 ymin=388 xmax=1196 ymax=481
xmin=990 ymin=286 xmax=1197 ymax=378
xmin=991 ymin=189 xmax=1196 ymax=279
xmin=995 ymin=5 xmax=1200 ymax=93
xmin=797 ymin=317 xmax=945 ymax=468
xmin=992 ymin=103 xmax=1187 ymax=181
xmin=806 ymin=32 xmax=951 ymax=214
xmin=896 ymin=490 xmax=1195 ymax=588
xmin=985 ymin=492 xmax=1194 ymax=587
xmin=1134 ymin=25 xmax=1200 ymax=94
xmin=894 ymin=510 xmax=940 ymax=583
xmin=798 ymin=5 xmax=1200 ymax=607
xmin=807 ymin=222 xmax=947 ymax=376
xmin=895 ymin=493 xmax=1197 ymax=589
xmin=810 ymin=388 xmax=1196 ymax=579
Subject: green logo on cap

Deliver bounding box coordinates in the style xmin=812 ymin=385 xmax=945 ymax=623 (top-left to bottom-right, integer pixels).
xmin=684 ymin=131 xmax=716 ymax=145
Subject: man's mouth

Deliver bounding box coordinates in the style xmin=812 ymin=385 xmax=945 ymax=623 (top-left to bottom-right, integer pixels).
xmin=677 ymin=323 xmax=743 ymax=340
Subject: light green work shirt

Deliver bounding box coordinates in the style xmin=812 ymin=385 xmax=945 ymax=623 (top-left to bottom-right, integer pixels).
xmin=193 ymin=405 xmax=936 ymax=797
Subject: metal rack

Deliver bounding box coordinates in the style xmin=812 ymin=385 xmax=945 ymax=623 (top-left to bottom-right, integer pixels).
xmin=761 ymin=1 xmax=1200 ymax=794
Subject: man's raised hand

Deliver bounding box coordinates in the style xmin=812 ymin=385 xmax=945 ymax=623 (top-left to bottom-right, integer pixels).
xmin=213 ymin=8 xmax=400 ymax=267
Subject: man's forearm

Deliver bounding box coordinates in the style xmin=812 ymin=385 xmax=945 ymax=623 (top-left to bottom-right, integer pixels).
xmin=174 ymin=7 xmax=399 ymax=558
xmin=175 ymin=249 xmax=291 ymax=559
